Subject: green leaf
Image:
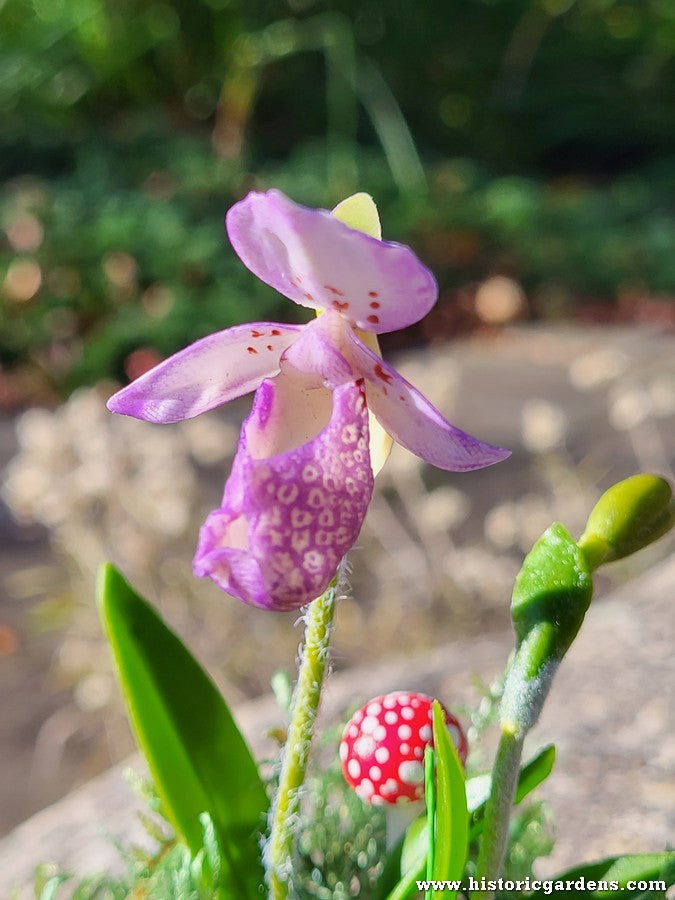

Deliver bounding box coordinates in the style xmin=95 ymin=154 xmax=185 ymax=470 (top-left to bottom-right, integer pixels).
xmin=468 ymin=744 xmax=556 ymax=840
xmin=97 ymin=563 xmax=268 ymax=898
xmin=382 ymin=853 xmax=426 ymax=900
xmin=401 ymin=814 xmax=429 ymax=878
xmin=425 ymin=746 xmax=436 ymax=891
xmin=431 ymin=701 xmax=468 ymax=899
xmin=513 ymin=744 xmax=556 ymax=805
xmin=523 ymin=851 xmax=675 ymax=898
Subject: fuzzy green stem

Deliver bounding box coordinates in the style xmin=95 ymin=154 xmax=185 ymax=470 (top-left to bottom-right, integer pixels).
xmin=267 ymin=578 xmax=339 ymax=899
xmin=472 ymin=726 xmax=525 ymax=900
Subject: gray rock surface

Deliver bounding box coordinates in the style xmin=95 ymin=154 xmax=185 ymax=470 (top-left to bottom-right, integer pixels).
xmin=2 ymin=554 xmax=673 ymax=895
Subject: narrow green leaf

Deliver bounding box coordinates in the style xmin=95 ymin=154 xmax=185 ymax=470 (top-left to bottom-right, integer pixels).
xmin=97 ymin=563 xmax=267 ymax=898
xmin=425 ymin=746 xmax=436 ymax=894
xmin=432 ymin=701 xmax=468 ymax=899
xmin=513 ymin=744 xmax=556 ymax=804
xmin=523 ymin=851 xmax=675 ymax=898
xmin=379 ymin=745 xmax=556 ymax=899
xmin=468 ymin=744 xmax=555 ymax=840
xmin=383 ymin=856 xmax=427 ymax=900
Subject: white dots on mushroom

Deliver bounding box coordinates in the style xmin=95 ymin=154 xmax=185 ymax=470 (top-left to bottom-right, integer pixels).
xmin=375 ymin=746 xmax=389 ymax=764
xmin=339 ymin=690 xmax=468 ymax=846
xmin=398 ymin=760 xmax=425 ymax=785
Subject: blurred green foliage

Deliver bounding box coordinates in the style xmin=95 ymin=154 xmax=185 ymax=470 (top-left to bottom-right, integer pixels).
xmin=1 ymin=0 xmax=673 ymax=397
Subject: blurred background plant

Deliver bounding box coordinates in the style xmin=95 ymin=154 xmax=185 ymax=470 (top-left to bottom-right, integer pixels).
xmin=1 ymin=0 xmax=674 ymax=403
xmin=0 ymin=0 xmax=673 ymax=841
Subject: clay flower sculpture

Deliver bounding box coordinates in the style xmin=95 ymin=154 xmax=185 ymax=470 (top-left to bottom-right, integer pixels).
xmin=108 ymin=190 xmax=509 ymax=610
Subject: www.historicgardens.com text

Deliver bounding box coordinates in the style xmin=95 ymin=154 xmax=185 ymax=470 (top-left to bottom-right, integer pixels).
xmin=415 ymin=876 xmax=667 ymax=893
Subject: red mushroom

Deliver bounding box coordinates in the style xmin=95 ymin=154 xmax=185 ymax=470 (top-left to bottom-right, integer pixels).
xmin=340 ymin=691 xmax=468 ymax=843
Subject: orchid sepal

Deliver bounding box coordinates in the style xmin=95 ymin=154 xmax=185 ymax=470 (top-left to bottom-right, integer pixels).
xmin=106 ymin=322 xmax=303 ymax=424
xmin=226 ymin=189 xmax=438 ymax=334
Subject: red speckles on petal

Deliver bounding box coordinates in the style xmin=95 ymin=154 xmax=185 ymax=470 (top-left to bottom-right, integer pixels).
xmin=374 ymin=362 xmax=393 ymax=384
xmin=267 ymin=344 xmax=274 ymax=351
xmin=368 ymin=290 xmax=379 ymax=298
xmin=369 ymin=301 xmax=380 ymax=309
xmin=247 ymin=346 xmax=258 ymax=355
xmin=367 ymin=314 xmax=380 ymax=324
xmin=304 ymin=291 xmax=314 ymax=301
xmin=271 ymin=329 xmax=281 ymax=336
xmin=324 ymin=285 xmax=345 ymax=296
xmin=251 ymin=330 xmax=264 ymax=337
xmin=332 ymin=300 xmax=350 ymax=311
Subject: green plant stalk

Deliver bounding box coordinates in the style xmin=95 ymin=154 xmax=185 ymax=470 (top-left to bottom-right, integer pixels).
xmin=267 ymin=578 xmax=339 ymax=899
xmin=472 ymin=725 xmax=525 ymax=898
xmin=473 ymin=481 xmax=674 ymax=900
xmin=473 ymin=621 xmax=559 ymax=900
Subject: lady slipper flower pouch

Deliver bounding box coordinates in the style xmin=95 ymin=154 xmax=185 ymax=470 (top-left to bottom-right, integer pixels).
xmin=107 ymin=190 xmax=509 ymax=610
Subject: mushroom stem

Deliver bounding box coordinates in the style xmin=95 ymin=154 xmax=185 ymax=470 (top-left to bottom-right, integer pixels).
xmin=385 ymin=800 xmax=425 ymax=850
xmin=267 ymin=575 xmax=339 ymax=899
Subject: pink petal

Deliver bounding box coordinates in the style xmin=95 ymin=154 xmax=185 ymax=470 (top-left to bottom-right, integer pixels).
xmin=193 ymin=377 xmax=374 ymax=610
xmin=345 ymin=331 xmax=511 ymax=472
xmin=106 ymin=322 xmax=303 ymax=423
xmin=226 ymin=190 xmax=438 ymax=333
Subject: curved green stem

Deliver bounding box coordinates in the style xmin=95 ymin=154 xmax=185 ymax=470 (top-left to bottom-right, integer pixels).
xmin=472 ymin=726 xmax=525 ymax=899
xmin=473 ymin=621 xmax=558 ymax=899
xmin=267 ymin=577 xmax=339 ymax=899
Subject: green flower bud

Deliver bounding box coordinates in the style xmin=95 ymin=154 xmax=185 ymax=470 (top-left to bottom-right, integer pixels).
xmin=578 ymin=474 xmax=674 ymax=571
xmin=503 ymin=523 xmax=593 ymax=734
xmin=511 ymin=523 xmax=593 ymax=659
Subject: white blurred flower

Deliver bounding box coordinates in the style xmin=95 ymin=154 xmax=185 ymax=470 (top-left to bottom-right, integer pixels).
xmin=609 ymin=386 xmax=652 ymax=430
xmin=649 ymin=375 xmax=675 ymax=418
xmin=418 ymin=485 xmax=470 ymax=531
xmin=521 ymin=399 xmax=568 ymax=452
xmin=74 ymin=672 xmax=114 ymax=713
xmin=568 ymin=347 xmax=628 ymax=390
xmin=484 ymin=501 xmax=519 ymax=550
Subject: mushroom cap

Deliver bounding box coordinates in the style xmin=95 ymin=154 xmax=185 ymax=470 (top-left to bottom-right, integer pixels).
xmin=339 ymin=691 xmax=468 ymax=806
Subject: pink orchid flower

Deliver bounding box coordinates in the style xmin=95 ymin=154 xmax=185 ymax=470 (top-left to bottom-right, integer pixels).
xmin=107 ymin=190 xmax=509 ymax=611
